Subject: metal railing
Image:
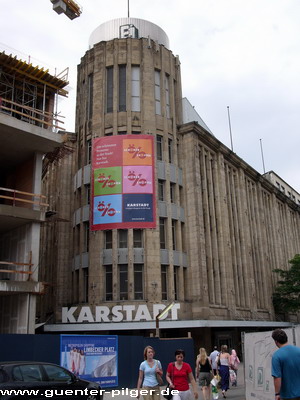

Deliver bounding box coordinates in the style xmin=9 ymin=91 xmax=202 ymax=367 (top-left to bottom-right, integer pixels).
xmin=0 ymin=187 xmax=49 ymax=210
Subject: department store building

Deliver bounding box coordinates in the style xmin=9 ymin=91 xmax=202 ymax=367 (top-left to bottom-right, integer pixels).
xmin=39 ymin=18 xmax=300 ymax=351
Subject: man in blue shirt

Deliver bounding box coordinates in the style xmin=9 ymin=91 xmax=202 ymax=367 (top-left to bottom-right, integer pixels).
xmin=271 ymin=329 xmax=300 ymax=400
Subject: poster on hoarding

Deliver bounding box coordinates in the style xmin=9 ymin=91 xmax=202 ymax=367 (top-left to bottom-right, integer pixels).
xmin=91 ymin=135 xmax=156 ymax=230
xmin=60 ymin=335 xmax=118 ymax=388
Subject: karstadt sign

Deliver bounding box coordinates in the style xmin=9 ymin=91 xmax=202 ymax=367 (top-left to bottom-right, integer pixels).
xmin=62 ymin=304 xmax=180 ymax=323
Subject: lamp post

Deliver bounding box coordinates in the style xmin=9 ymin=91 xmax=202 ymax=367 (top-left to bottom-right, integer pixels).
xmin=155 ymin=301 xmax=175 ymax=338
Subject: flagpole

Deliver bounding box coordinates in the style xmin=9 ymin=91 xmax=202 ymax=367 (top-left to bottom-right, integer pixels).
xmin=227 ymin=106 xmax=234 ymax=151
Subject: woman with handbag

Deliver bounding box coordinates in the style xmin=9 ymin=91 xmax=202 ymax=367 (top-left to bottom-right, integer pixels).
xmin=166 ymin=349 xmax=198 ymax=400
xmin=137 ymin=345 xmax=163 ymax=400
xmin=196 ymin=348 xmax=212 ymax=400
xmin=216 ymin=345 xmax=231 ymax=398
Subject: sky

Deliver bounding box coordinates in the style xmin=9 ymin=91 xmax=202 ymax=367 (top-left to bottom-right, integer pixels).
xmin=1 ymin=0 xmax=299 ymax=192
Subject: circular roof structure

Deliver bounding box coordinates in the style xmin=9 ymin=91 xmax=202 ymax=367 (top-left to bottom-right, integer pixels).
xmin=89 ymin=18 xmax=169 ymax=49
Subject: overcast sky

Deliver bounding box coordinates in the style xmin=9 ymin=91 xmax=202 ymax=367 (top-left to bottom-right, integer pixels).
xmin=1 ymin=0 xmax=299 ymax=192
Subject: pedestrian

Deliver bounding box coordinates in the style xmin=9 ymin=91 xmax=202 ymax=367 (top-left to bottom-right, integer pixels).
xmin=229 ymin=349 xmax=240 ymax=386
xmin=196 ymin=348 xmax=212 ymax=400
xmin=216 ymin=345 xmax=230 ymax=398
xmin=271 ymin=328 xmax=300 ymax=400
xmin=166 ymin=349 xmax=199 ymax=400
xmin=209 ymin=346 xmax=219 ymax=376
xmin=137 ymin=345 xmax=163 ymax=400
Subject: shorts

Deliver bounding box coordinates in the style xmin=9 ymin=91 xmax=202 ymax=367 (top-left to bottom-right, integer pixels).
xmin=199 ymin=372 xmax=212 ymax=387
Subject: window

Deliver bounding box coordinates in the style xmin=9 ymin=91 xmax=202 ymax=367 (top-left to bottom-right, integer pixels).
xmin=170 ymin=183 xmax=175 ymax=203
xmin=119 ymin=65 xmax=126 ymax=111
xmin=156 ymin=134 xmax=163 ymax=161
xmin=83 ymin=222 xmax=89 ymax=252
xmin=106 ymin=67 xmax=113 ymax=113
xmin=172 ymin=219 xmax=177 ymax=250
xmin=133 ymin=229 xmax=143 ymax=247
xmin=86 ymin=139 xmax=92 ymax=164
xmin=155 ymin=70 xmax=161 ymax=115
xmin=12 ymin=365 xmax=42 ymax=382
xmin=86 ymin=185 xmax=90 ymax=205
xmin=174 ymin=266 xmax=179 ymax=300
xmin=105 ymin=231 xmax=112 ymax=249
xmin=165 ymin=74 xmax=170 ymax=118
xmin=159 ymin=218 xmax=166 ymax=249
xmin=87 ymin=74 xmax=93 ymax=119
xmin=168 ymin=138 xmax=173 ymax=163
xmin=158 ymin=180 xmax=165 ymax=201
xmin=161 ymin=265 xmax=168 ymax=300
xmin=119 ymin=264 xmax=128 ymax=300
xmin=83 ymin=268 xmax=88 ymax=303
xmin=134 ymin=264 xmax=144 ymax=299
xmin=105 ymin=265 xmax=113 ymax=301
xmin=43 ymin=364 xmax=73 ymax=382
xmin=118 ymin=230 xmax=128 ymax=248
xmin=132 ymin=66 xmax=140 ymax=111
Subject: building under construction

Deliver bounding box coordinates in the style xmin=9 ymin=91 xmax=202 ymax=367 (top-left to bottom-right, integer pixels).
xmin=0 ymin=51 xmax=69 ymax=333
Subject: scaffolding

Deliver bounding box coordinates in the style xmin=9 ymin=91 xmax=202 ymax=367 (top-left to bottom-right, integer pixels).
xmin=0 ymin=51 xmax=68 ymax=131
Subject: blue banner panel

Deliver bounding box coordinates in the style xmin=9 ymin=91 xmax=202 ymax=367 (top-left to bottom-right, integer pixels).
xmin=123 ymin=193 xmax=153 ymax=222
xmin=60 ymin=335 xmax=118 ymax=388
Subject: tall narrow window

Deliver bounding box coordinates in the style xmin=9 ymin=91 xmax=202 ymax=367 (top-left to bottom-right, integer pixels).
xmin=133 ymin=229 xmax=143 ymax=248
xmin=134 ymin=264 xmax=144 ymax=300
xmin=158 ymin=180 xmax=165 ymax=201
xmin=165 ymin=74 xmax=170 ymax=118
xmin=86 ymin=185 xmax=90 ymax=205
xmin=155 ymin=70 xmax=161 ymax=115
xmin=156 ymin=135 xmax=163 ymax=161
xmin=174 ymin=266 xmax=179 ymax=300
xmin=119 ymin=264 xmax=128 ymax=300
xmin=118 ymin=230 xmax=128 ymax=248
xmin=87 ymin=139 xmax=92 ymax=164
xmin=83 ymin=268 xmax=89 ymax=303
xmin=132 ymin=66 xmax=140 ymax=111
xmin=106 ymin=67 xmax=113 ymax=113
xmin=168 ymin=138 xmax=173 ymax=163
xmin=87 ymin=74 xmax=93 ymax=119
xmin=105 ymin=265 xmax=113 ymax=301
xmin=172 ymin=219 xmax=177 ymax=250
xmin=105 ymin=231 xmax=112 ymax=249
xmin=159 ymin=218 xmax=166 ymax=249
xmin=161 ymin=265 xmax=168 ymax=300
xmin=170 ymin=183 xmax=175 ymax=203
xmin=119 ymin=65 xmax=126 ymax=111
xmin=83 ymin=222 xmax=89 ymax=252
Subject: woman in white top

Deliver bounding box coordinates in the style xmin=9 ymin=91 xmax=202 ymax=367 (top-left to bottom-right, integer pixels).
xmin=137 ymin=345 xmax=163 ymax=400
xmin=217 ymin=345 xmax=230 ymax=398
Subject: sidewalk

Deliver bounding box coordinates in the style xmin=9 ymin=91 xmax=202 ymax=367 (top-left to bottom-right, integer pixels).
xmin=104 ymin=363 xmax=246 ymax=400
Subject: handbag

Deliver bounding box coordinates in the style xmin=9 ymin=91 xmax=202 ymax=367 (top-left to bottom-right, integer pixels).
xmin=163 ymin=363 xmax=174 ymax=400
xmin=156 ymin=361 xmax=164 ymax=386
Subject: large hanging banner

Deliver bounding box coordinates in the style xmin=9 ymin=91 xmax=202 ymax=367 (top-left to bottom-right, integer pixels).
xmin=60 ymin=335 xmax=118 ymax=388
xmin=91 ymin=134 xmax=156 ymax=230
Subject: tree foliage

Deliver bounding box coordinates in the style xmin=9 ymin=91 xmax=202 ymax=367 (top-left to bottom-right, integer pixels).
xmin=272 ymin=254 xmax=300 ymax=313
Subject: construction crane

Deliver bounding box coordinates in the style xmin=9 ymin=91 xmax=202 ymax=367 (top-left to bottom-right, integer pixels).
xmin=50 ymin=0 xmax=82 ymax=20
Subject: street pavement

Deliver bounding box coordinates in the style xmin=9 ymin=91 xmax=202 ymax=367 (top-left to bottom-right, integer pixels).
xmin=104 ymin=363 xmax=246 ymax=400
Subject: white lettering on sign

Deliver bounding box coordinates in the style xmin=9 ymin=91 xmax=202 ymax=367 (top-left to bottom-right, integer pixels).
xmin=62 ymin=304 xmax=180 ymax=323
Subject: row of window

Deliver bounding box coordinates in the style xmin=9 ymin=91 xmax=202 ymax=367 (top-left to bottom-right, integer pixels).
xmin=73 ymin=264 xmax=183 ymax=304
xmin=105 ymin=264 xmax=180 ymax=301
xmin=105 ymin=66 xmax=171 ymax=116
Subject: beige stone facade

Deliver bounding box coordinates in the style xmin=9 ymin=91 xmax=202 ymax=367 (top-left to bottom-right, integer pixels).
xmin=40 ymin=19 xmax=300 ymax=345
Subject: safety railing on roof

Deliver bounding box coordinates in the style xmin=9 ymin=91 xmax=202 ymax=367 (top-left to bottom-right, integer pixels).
xmin=0 ymin=187 xmax=49 ymax=210
xmin=0 ymin=97 xmax=65 ymax=131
